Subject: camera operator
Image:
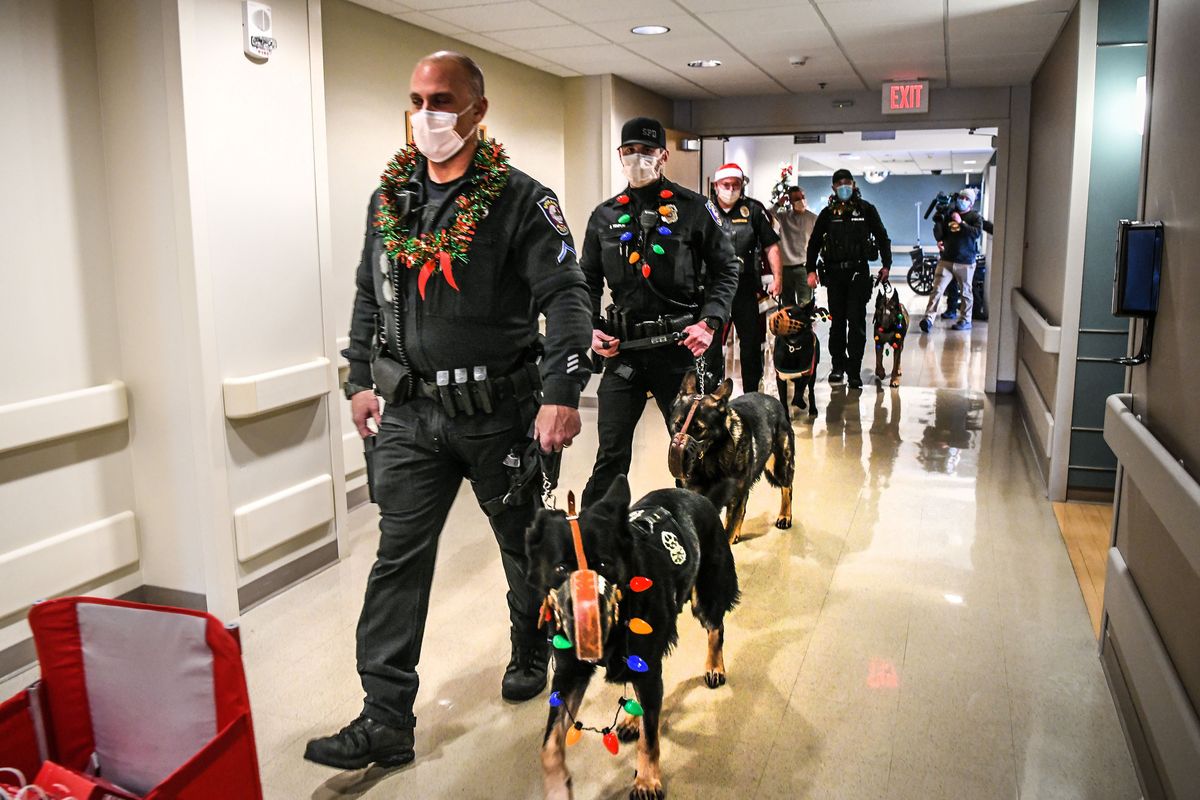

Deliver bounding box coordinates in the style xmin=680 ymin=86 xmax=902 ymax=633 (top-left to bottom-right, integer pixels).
xmin=920 ymin=188 xmax=984 ymax=332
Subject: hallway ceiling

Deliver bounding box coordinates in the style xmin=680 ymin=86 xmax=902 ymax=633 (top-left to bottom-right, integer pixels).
xmin=352 ymin=0 xmax=1073 ymax=99
xmin=738 ymin=129 xmax=998 ymax=176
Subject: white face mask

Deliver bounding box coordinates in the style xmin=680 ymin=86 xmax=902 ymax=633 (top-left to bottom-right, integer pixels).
xmin=411 ymin=101 xmax=476 ymax=163
xmin=621 ymin=152 xmax=661 ymax=188
xmin=716 ymin=186 xmax=740 ymax=206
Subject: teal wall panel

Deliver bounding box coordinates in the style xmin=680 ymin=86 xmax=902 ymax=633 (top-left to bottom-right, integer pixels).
xmin=1098 ymin=0 xmax=1150 ymax=44
xmin=1068 ymin=0 xmax=1148 ymax=491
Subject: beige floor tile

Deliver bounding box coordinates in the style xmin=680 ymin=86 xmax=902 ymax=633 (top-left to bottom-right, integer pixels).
xmin=232 ymin=328 xmax=1137 ymax=800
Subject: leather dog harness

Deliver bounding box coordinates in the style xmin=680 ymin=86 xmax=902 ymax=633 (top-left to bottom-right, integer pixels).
xmin=668 ymin=396 xmax=702 ymax=480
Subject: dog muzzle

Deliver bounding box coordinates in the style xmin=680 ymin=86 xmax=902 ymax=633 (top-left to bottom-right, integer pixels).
xmin=547 ymin=570 xmax=621 ymax=663
xmin=668 ymin=397 xmax=703 ymax=480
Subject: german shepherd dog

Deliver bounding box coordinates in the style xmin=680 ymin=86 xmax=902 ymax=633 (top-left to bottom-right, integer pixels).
xmin=528 ymin=475 xmax=739 ymax=800
xmin=770 ymin=300 xmax=824 ymax=418
xmin=668 ymin=373 xmax=795 ymax=543
xmin=873 ymin=282 xmax=910 ymax=387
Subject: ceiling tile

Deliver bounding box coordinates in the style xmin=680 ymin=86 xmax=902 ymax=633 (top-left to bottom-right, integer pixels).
xmin=486 ymin=24 xmax=607 ymax=49
xmin=451 ymin=31 xmax=517 ymax=53
xmin=674 ymin=0 xmax=798 ymax=12
xmin=393 ymin=10 xmax=466 ymax=34
xmin=529 ymin=43 xmax=656 ymax=74
xmin=949 ymin=10 xmax=1068 ymax=39
xmin=401 ymin=0 xmax=506 ymax=8
xmin=519 ymin=54 xmax=581 ymax=77
xmin=698 ymin=4 xmax=825 ymax=35
xmin=538 ymin=0 xmax=683 ymax=24
xmin=352 ymin=0 xmax=413 ymax=15
xmin=819 ymin=0 xmax=943 ymax=25
xmin=583 ymin=15 xmax=711 ymax=43
xmin=425 ymin=1 xmax=567 ymax=32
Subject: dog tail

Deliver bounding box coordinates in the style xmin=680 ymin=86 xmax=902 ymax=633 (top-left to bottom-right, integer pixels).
xmin=702 ymin=479 xmax=739 ymax=513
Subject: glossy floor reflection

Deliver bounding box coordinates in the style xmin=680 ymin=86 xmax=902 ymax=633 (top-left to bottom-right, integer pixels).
xmin=239 ymin=375 xmax=1137 ymax=798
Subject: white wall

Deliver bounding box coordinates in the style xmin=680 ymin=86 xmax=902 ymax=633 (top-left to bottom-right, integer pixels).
xmin=0 ymin=0 xmax=141 ymax=659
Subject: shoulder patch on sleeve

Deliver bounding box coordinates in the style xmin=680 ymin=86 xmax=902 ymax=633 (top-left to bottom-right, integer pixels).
xmin=538 ymin=195 xmax=570 ymax=236
xmin=706 ymin=200 xmax=721 ymax=225
xmin=557 ymin=241 xmax=576 ymax=264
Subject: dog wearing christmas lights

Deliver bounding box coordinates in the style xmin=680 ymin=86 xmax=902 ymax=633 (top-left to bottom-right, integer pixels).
xmin=527 ymin=476 xmax=739 ymax=800
xmin=668 ymin=371 xmax=795 ymax=543
xmin=873 ymin=282 xmax=909 ymax=388
xmin=770 ymin=300 xmax=825 ymax=418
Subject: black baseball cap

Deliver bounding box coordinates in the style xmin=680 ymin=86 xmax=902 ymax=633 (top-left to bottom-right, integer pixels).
xmin=831 ymin=168 xmax=854 ymax=184
xmin=621 ymin=117 xmax=666 ymax=149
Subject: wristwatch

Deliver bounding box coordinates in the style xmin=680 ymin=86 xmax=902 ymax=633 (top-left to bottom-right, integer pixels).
xmin=343 ymin=381 xmax=373 ymax=400
xmin=702 ymin=316 xmax=722 ymax=332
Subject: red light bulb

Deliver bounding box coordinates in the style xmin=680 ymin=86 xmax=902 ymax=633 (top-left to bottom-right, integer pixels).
xmin=603 ymin=731 xmax=619 ymax=755
xmin=617 ymin=194 xmax=630 ymax=204
xmin=630 ymin=576 xmax=653 ymax=592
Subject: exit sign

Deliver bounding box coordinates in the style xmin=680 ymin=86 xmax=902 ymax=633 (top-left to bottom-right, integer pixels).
xmin=882 ymin=81 xmax=929 ymax=114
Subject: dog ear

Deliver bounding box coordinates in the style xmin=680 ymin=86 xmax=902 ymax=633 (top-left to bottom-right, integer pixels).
xmin=679 ymin=369 xmax=698 ymax=396
xmin=712 ymin=378 xmax=734 ymax=403
xmin=600 ymin=473 xmax=632 ymax=511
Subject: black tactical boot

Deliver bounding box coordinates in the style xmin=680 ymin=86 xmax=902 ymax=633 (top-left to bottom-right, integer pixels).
xmin=502 ymin=637 xmax=549 ymax=702
xmin=303 ymin=715 xmax=415 ymax=770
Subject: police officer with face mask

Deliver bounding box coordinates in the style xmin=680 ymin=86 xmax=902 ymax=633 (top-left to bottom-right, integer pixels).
xmin=580 ymin=117 xmax=739 ymax=508
xmin=305 ymin=51 xmax=593 ymax=771
xmin=710 ymin=163 xmax=783 ymax=393
xmin=805 ymin=168 xmax=892 ymax=389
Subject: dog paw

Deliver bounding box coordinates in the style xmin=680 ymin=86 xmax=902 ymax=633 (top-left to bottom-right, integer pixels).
xmin=808 ymin=408 xmax=818 ymax=417
xmin=630 ymin=776 xmax=665 ymax=799
xmin=874 ymin=370 xmax=885 ymax=380
xmin=889 ymin=379 xmax=901 ymax=388
xmin=775 ymin=516 xmax=792 ymax=530
xmin=616 ymin=714 xmax=641 ymax=743
xmin=705 ymin=669 xmax=727 ymax=689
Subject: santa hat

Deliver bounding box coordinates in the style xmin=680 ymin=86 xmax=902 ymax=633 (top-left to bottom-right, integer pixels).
xmin=713 ymin=163 xmax=745 ymax=183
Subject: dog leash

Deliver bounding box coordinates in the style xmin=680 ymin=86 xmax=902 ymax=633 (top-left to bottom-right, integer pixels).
xmin=566 ymin=491 xmax=587 ymax=571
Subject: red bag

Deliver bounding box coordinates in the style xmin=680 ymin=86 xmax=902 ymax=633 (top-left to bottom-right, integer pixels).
xmin=35 ymin=761 xmax=140 ymax=800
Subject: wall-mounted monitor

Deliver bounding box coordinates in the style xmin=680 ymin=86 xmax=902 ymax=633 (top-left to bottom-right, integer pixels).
xmin=1113 ymin=220 xmax=1163 ymax=318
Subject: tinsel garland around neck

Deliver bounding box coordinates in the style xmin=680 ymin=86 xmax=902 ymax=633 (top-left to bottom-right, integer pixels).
xmin=373 ymin=139 xmax=510 ymax=299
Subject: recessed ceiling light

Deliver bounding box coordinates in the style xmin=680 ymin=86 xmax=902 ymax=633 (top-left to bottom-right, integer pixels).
xmin=964 ymin=159 xmax=978 ymax=164
xmin=839 ymin=153 xmax=861 ymax=160
xmin=688 ymin=59 xmax=722 ymax=68
xmin=631 ymin=24 xmax=670 ymax=35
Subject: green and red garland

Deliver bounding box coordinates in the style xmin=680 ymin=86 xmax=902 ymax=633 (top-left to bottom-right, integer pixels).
xmin=373 ymin=138 xmax=510 ymax=299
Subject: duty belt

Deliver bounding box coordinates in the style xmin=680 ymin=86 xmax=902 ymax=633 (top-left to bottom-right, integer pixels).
xmin=409 ymin=362 xmax=539 ymax=418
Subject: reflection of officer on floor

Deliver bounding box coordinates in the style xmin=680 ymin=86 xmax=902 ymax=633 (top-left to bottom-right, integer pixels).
xmin=709 ymin=163 xmax=782 ymax=393
xmin=805 ymin=168 xmax=892 ymax=390
xmin=305 ymin=51 xmax=593 ymax=771
xmin=580 ymin=117 xmax=739 ymax=508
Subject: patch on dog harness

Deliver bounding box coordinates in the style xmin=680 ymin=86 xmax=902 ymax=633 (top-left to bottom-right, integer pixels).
xmin=628 ymin=507 xmax=687 ymax=566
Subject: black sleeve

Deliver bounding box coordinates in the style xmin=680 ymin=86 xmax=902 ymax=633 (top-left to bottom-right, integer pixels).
xmin=867 ymin=203 xmax=892 ymax=268
xmin=805 ymin=208 xmax=830 ymax=270
xmin=753 ymin=202 xmax=781 ymax=249
xmin=982 ymin=218 xmax=994 ymax=235
xmin=698 ymin=199 xmax=741 ymax=323
xmin=932 ymin=212 xmax=946 ymax=242
xmin=956 ymin=211 xmax=982 ymax=238
xmin=346 ymin=192 xmax=381 ymax=388
xmin=515 ymin=188 xmax=593 ymax=408
xmin=579 ymin=209 xmax=605 ymax=328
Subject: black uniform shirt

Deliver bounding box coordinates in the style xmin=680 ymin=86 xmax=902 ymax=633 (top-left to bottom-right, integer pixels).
xmin=716 ymin=195 xmax=780 ymax=281
xmin=805 ymin=194 xmax=893 ymax=271
xmin=345 ymin=150 xmax=593 ymax=407
xmin=580 ymin=177 xmax=740 ymax=328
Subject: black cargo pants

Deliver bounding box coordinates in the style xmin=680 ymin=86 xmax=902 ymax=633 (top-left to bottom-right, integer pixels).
xmin=823 ymin=262 xmax=873 ymax=376
xmin=357 ymin=394 xmax=540 ymax=729
xmin=581 ymin=346 xmax=695 ymax=509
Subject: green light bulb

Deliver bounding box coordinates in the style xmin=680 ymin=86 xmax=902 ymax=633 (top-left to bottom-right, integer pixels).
xmin=623 ymin=698 xmax=644 ymax=716
xmin=552 ymin=634 xmax=572 ymax=650
xmin=618 ymin=214 xmax=631 ymax=224
xmin=652 ymin=244 xmax=666 ymax=255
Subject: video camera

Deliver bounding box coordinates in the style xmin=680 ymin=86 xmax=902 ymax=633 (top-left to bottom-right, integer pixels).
xmin=923 ymin=191 xmax=955 ymax=220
